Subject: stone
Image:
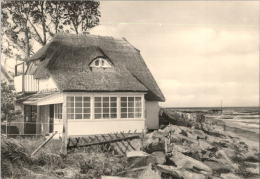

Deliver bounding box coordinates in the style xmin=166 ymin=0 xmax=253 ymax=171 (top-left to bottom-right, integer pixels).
xmin=178 ymin=169 xmax=207 ymax=179
xmin=191 ymin=129 xmax=207 ymax=139
xmin=128 ymin=155 xmax=157 ymax=169
xmin=203 ymin=160 xmax=234 ymax=174
xmin=156 ymin=165 xmax=182 ymax=179
xmin=151 ymin=151 xmax=166 ymax=164
xmin=101 ymin=176 xmax=134 ymax=179
xmin=143 ymin=140 xmax=165 ymax=153
xmin=138 ymin=164 xmax=161 ymax=179
xmin=171 ymin=144 xmax=190 ymax=154
xmin=245 ymin=162 xmax=260 ymax=175
xmin=170 ymin=151 xmax=212 ymax=173
xmin=55 ymin=167 xmax=80 ymax=178
xmin=126 ymin=151 xmax=150 ymax=158
xmin=220 ymin=173 xmax=242 ymax=179
xmin=245 ymin=153 xmax=260 ymax=163
xmin=215 ymin=150 xmax=239 ymax=170
xmin=157 ymin=165 xmax=207 ymax=179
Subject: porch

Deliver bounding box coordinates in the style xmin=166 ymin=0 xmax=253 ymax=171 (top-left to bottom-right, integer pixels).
xmin=21 ymin=92 xmax=146 ymax=137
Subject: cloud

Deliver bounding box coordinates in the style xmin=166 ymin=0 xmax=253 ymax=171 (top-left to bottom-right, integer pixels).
xmin=91 ymin=1 xmax=259 ymax=107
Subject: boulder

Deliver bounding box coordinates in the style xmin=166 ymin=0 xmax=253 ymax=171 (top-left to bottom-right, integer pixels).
xmin=191 ymin=129 xmax=207 ymax=139
xmin=177 ymin=169 xmax=208 ymax=179
xmin=171 ymin=144 xmax=190 ymax=154
xmin=143 ymin=139 xmax=165 ymax=153
xmin=156 ymin=165 xmax=182 ymax=179
xmin=245 ymin=153 xmax=260 ymax=163
xmin=138 ymin=164 xmax=161 ymax=179
xmin=245 ymin=162 xmax=260 ymax=175
xmin=55 ymin=167 xmax=80 ymax=178
xmin=215 ymin=150 xmax=239 ymax=170
xmin=170 ymin=151 xmax=212 ymax=174
xmin=128 ymin=155 xmax=157 ymax=169
xmin=151 ymin=151 xmax=166 ymax=164
xmin=126 ymin=151 xmax=149 ymax=158
xmin=156 ymin=165 xmax=207 ymax=179
xmin=203 ymin=159 xmax=234 ymax=174
xmin=220 ymin=173 xmax=242 ymax=179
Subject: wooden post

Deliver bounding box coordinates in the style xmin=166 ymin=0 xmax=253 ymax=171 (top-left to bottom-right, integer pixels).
xmin=61 ymin=93 xmax=68 ymax=155
xmin=31 ymin=131 xmax=57 ymax=156
xmin=36 ymin=106 xmax=40 ymax=136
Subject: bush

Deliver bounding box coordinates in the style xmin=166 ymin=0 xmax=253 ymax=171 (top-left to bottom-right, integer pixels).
xmin=1 ymin=135 xmax=32 ymax=178
xmin=34 ymin=151 xmax=65 ymax=169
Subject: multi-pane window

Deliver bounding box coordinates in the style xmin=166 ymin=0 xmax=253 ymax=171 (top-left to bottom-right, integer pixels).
xmin=67 ymin=96 xmax=91 ymax=119
xmin=94 ymin=97 xmax=117 ymax=119
xmin=121 ymin=97 xmax=142 ymax=118
xmin=54 ymin=104 xmax=62 ymax=119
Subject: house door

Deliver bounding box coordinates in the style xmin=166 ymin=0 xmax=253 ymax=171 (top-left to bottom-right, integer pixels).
xmin=24 ymin=105 xmax=37 ymax=135
xmin=49 ymin=105 xmax=54 ymax=133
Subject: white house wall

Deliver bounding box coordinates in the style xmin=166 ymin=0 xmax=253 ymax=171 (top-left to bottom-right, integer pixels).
xmin=67 ymin=119 xmax=145 ymax=136
xmin=145 ymin=101 xmax=160 ymax=129
xmin=14 ymin=75 xmax=23 ymax=92
xmin=62 ymin=92 xmax=146 ymax=136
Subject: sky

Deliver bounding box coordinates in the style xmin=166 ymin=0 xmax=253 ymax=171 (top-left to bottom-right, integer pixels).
xmin=90 ymin=1 xmax=259 ymax=107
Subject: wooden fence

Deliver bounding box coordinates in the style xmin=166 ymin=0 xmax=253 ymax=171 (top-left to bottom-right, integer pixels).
xmin=67 ymin=130 xmax=141 ymax=155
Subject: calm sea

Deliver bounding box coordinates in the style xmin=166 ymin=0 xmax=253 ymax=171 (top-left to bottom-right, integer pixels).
xmin=166 ymin=106 xmax=260 ymax=132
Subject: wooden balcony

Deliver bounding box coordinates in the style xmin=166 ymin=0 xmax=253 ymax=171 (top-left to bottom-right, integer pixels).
xmin=14 ymin=75 xmax=39 ymax=93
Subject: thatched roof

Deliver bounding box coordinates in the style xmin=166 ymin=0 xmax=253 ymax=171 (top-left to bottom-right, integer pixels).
xmin=26 ymin=34 xmax=165 ymax=101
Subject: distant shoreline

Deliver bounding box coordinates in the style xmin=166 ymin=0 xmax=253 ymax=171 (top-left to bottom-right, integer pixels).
xmin=164 ymin=106 xmax=259 ymax=109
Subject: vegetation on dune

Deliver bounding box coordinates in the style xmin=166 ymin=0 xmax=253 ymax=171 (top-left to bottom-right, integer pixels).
xmin=1 ymin=109 xmax=259 ymax=178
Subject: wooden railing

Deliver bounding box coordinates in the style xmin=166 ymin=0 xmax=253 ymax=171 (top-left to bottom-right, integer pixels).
xmin=14 ymin=75 xmax=39 ymax=93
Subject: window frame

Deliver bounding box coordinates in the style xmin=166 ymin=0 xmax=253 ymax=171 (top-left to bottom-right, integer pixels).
xmin=66 ymin=96 xmax=91 ymax=120
xmin=54 ymin=103 xmax=62 ymax=120
xmin=120 ymin=96 xmax=143 ymax=119
xmin=65 ymin=93 xmax=145 ymax=121
xmin=89 ymin=57 xmax=112 ymax=68
xmin=94 ymin=96 xmax=117 ymax=119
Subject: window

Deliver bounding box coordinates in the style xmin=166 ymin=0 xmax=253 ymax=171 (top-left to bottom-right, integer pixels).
xmin=67 ymin=96 xmax=91 ymax=119
xmin=54 ymin=104 xmax=62 ymax=119
xmin=94 ymin=96 xmax=117 ymax=119
xmin=90 ymin=57 xmax=111 ymax=68
xmin=121 ymin=97 xmax=142 ymax=118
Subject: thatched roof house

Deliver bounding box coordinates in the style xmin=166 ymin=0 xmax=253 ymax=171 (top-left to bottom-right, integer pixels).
xmin=14 ymin=34 xmax=165 ymax=137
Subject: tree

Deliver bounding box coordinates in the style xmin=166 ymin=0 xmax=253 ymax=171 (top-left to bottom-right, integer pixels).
xmin=1 ymin=0 xmax=100 ymax=62
xmin=1 ymin=81 xmax=22 ymax=122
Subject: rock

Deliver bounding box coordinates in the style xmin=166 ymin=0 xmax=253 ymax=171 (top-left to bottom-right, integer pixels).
xmin=245 ymin=153 xmax=260 ymax=163
xmin=171 ymin=144 xmax=190 ymax=154
xmin=138 ymin=164 xmax=161 ymax=179
xmin=215 ymin=150 xmax=239 ymax=170
xmin=219 ymin=148 xmax=237 ymax=160
xmin=157 ymin=165 xmax=207 ymax=179
xmin=101 ymin=176 xmax=134 ymax=179
xmin=151 ymin=151 xmax=166 ymax=164
xmin=165 ymin=125 xmax=182 ymax=135
xmin=178 ymin=169 xmax=207 ymax=179
xmin=169 ymin=133 xmax=197 ymax=145
xmin=245 ymin=162 xmax=260 ymax=175
xmin=203 ymin=159 xmax=234 ymax=174
xmin=128 ymin=155 xmax=157 ymax=169
xmin=55 ymin=167 xmax=80 ymax=178
xmin=170 ymin=151 xmax=212 ymax=174
xmin=220 ymin=173 xmax=242 ymax=179
xmin=126 ymin=151 xmax=150 ymax=158
xmin=191 ymin=129 xmax=207 ymax=139
xmin=143 ymin=139 xmax=165 ymax=153
xmin=156 ymin=165 xmax=182 ymax=179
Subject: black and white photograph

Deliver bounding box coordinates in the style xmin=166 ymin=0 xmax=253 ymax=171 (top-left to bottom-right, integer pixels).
xmin=1 ymin=0 xmax=259 ymax=178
